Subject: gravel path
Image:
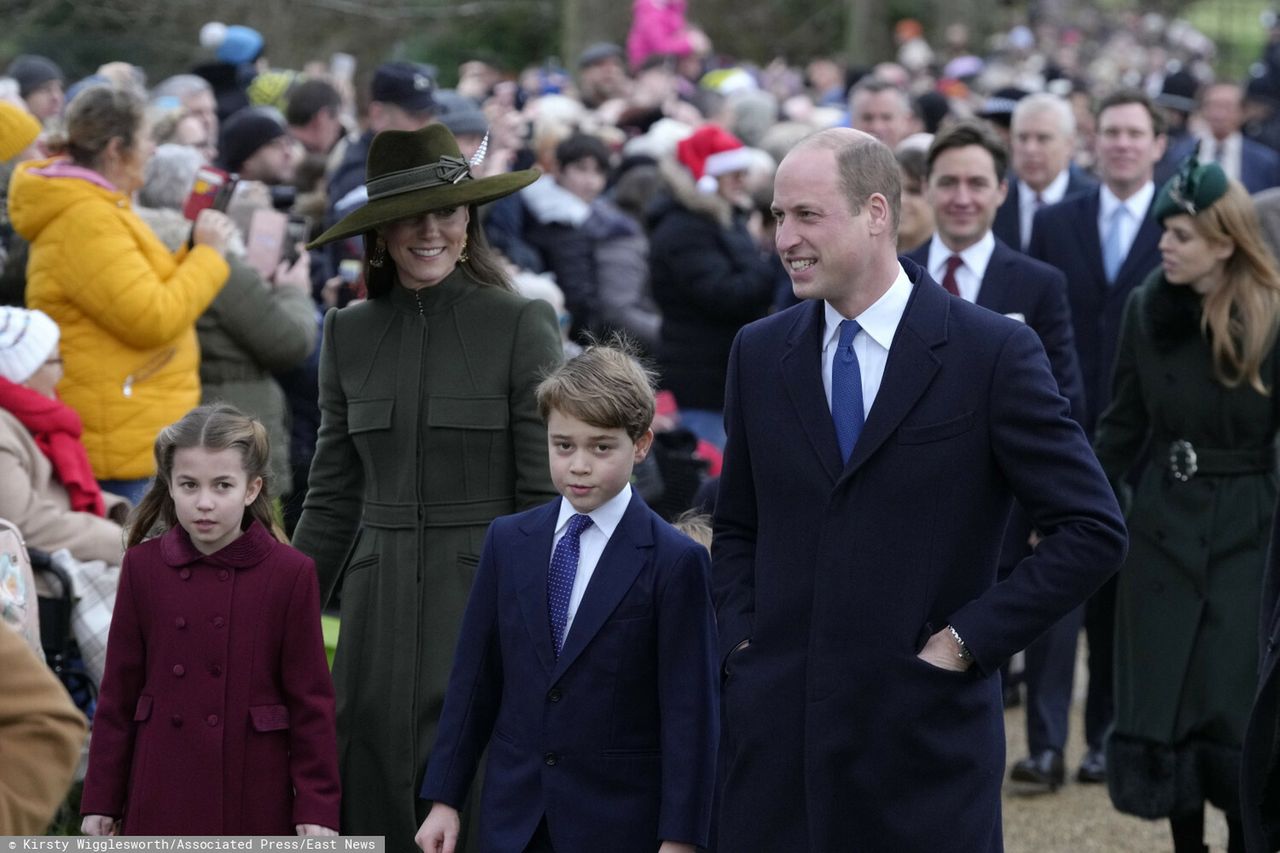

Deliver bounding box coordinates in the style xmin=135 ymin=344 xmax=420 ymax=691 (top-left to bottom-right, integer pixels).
xmin=1001 ymin=643 xmax=1230 ymax=853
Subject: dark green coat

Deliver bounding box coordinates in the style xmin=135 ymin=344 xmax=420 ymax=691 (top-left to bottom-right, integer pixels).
xmin=291 ymin=268 xmax=562 ymax=847
xmin=1095 ymin=273 xmax=1280 ymax=819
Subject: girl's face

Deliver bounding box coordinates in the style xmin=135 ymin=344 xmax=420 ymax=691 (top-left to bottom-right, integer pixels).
xmin=1159 ymin=213 xmax=1234 ymax=293
xmin=380 ymin=206 xmax=471 ymax=290
xmin=170 ymin=447 xmax=263 ymax=555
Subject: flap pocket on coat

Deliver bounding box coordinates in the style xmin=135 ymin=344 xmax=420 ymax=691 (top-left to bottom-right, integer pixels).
xmin=897 ymin=412 xmax=974 ymax=445
xmin=133 ymin=695 xmax=153 ymax=721
xmin=249 ymin=704 xmax=290 ymax=732
xmin=348 ymin=398 xmax=394 ymax=434
xmin=427 ymin=396 xmax=508 ymax=430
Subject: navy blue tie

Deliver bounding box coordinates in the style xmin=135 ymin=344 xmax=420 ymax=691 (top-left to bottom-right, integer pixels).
xmin=548 ymin=513 xmax=593 ymax=657
xmin=831 ymin=319 xmax=865 ymax=463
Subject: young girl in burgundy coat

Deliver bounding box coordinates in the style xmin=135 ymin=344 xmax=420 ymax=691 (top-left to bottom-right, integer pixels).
xmin=80 ymin=404 xmax=340 ymax=836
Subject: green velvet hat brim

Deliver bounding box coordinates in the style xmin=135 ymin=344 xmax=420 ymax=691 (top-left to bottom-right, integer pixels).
xmin=307 ymin=168 xmax=540 ymax=248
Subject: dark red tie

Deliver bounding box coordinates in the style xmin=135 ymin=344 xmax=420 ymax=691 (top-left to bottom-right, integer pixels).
xmin=942 ymin=254 xmax=963 ymax=296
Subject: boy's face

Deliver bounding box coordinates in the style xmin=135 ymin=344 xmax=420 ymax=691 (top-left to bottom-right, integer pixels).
xmin=547 ymin=409 xmax=652 ymax=514
xmin=557 ymin=158 xmax=607 ymax=204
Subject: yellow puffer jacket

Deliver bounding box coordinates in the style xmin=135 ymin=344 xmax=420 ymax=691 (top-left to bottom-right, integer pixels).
xmin=9 ymin=158 xmax=230 ymax=480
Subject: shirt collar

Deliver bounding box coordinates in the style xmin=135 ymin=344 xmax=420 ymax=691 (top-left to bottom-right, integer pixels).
xmin=1099 ymin=181 xmax=1155 ymax=224
xmin=823 ymin=262 xmax=913 ymax=353
xmin=926 ymin=230 xmax=996 ymax=283
xmin=556 ymin=482 xmax=632 ymax=539
xmin=1019 ymin=168 xmax=1070 ymax=207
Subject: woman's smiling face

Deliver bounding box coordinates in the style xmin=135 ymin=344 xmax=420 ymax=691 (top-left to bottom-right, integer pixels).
xmin=381 ymin=206 xmax=471 ymax=290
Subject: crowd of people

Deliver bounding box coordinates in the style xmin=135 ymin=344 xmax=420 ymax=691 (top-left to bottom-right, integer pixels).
xmin=0 ymin=6 xmax=1279 ymax=852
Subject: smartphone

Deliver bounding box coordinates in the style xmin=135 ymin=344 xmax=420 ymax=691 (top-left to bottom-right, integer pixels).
xmin=330 ymin=52 xmax=356 ymax=84
xmin=183 ymin=166 xmax=237 ymax=221
xmin=283 ymin=215 xmax=312 ymax=265
xmin=246 ymin=208 xmax=288 ymax=278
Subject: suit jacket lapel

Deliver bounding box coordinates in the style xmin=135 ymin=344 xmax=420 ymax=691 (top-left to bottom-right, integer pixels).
xmin=976 ymin=240 xmax=1013 ymax=313
xmin=1116 ymin=205 xmax=1161 ymax=290
xmin=781 ymin=300 xmax=843 ymax=484
xmin=551 ymin=494 xmax=653 ymax=680
xmin=516 ymin=501 xmax=562 ymax=673
xmin=844 ymin=271 xmax=944 ymax=477
xmin=1077 ymin=192 xmax=1109 ymax=287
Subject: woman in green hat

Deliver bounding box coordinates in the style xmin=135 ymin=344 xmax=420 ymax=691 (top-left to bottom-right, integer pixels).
xmin=292 ymin=124 xmax=563 ymax=849
xmin=1094 ymin=154 xmax=1280 ymax=852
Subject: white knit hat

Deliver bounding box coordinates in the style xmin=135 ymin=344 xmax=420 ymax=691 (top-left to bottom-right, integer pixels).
xmin=0 ymin=307 xmax=59 ymax=383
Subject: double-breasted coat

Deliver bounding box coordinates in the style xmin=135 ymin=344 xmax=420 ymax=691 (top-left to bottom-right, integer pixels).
xmin=80 ymin=521 xmax=340 ymax=833
xmin=1095 ymin=273 xmax=1280 ymax=819
xmin=291 ymin=269 xmax=563 ymax=848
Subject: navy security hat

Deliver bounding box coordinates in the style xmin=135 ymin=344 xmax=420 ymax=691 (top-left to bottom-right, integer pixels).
xmin=371 ymin=62 xmax=437 ymax=114
xmin=578 ymin=42 xmax=624 ymax=69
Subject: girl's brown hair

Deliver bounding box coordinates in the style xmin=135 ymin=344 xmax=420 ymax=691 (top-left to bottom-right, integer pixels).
xmin=1190 ymin=181 xmax=1280 ymax=393
xmin=125 ymin=404 xmax=285 ymax=548
xmin=47 ymin=84 xmax=146 ymax=170
xmin=362 ymin=204 xmax=512 ymax=299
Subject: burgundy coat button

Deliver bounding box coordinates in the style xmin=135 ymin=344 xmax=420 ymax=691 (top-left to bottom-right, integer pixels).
xmin=179 ymin=569 xmax=191 ymax=580
xmin=172 ymin=664 xmax=185 ymax=677
xmin=175 ymin=617 xmax=187 ymax=629
xmin=171 ymin=715 xmax=183 ymax=727
xmin=210 ymin=665 xmax=222 ymax=677
xmin=212 ymin=616 xmax=225 ymax=628
xmin=206 ymin=714 xmax=219 ymax=727
xmin=218 ymin=570 xmax=229 ymax=581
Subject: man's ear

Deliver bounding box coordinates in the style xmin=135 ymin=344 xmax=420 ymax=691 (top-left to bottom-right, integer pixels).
xmin=865 ymin=192 xmax=892 ymax=236
xmin=633 ymin=428 xmax=655 ymax=463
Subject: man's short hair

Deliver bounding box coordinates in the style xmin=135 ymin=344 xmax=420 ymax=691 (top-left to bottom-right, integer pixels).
xmin=849 ymin=78 xmax=913 ymax=116
xmin=285 ymin=78 xmax=342 ymax=127
xmin=537 ymin=339 xmax=657 ymax=442
xmin=1096 ymin=88 xmax=1165 ymax=136
xmin=555 ymin=133 xmax=611 ymax=171
xmin=796 ymin=129 xmax=902 ymax=236
xmin=1011 ymin=92 xmax=1076 ymax=138
xmin=151 ymin=74 xmax=213 ymax=104
xmin=926 ymin=119 xmax=1009 ymax=183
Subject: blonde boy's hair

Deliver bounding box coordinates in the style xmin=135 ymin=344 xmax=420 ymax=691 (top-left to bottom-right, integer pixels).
xmin=672 ymin=509 xmax=713 ymax=551
xmin=536 ymin=337 xmax=657 ymax=441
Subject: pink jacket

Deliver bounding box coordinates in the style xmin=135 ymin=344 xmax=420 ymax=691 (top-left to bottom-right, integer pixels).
xmin=627 ymin=0 xmax=692 ymax=70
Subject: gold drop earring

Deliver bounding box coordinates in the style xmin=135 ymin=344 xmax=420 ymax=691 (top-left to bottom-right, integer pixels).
xmin=369 ymin=236 xmax=387 ymax=268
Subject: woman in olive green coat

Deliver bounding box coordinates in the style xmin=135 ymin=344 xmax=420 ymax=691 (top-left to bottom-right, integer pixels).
xmin=292 ymin=125 xmax=562 ymax=851
xmin=1095 ymin=158 xmax=1280 ymax=853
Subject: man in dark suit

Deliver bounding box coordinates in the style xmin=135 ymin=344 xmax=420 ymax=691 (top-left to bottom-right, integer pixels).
xmin=1242 ymin=504 xmax=1280 ymax=853
xmin=1028 ymin=88 xmax=1167 ymax=785
xmin=712 ymin=127 xmax=1126 ymax=852
xmin=993 ymin=92 xmax=1098 ymax=251
xmin=905 ymin=121 xmax=1088 ymax=792
xmin=1186 ymin=81 xmax=1280 ymax=193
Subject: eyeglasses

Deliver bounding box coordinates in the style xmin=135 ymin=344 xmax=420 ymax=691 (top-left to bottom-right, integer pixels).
xmin=42 ymin=357 xmax=63 ymax=367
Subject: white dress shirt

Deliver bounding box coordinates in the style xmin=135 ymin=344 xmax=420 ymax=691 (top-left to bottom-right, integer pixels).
xmin=1018 ymin=168 xmax=1071 ymax=250
xmin=1198 ymin=132 xmax=1242 ymax=183
xmin=552 ymin=482 xmax=632 ymax=637
xmin=1098 ymin=181 xmax=1155 ymax=269
xmin=821 ymin=263 xmax=913 ymax=419
xmin=925 ymin=231 xmax=996 ymax=304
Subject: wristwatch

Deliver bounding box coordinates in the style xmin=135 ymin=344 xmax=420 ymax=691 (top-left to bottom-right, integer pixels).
xmin=947 ymin=625 xmax=974 ymax=663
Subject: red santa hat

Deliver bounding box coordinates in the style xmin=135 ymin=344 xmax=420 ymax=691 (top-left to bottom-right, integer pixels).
xmin=676 ymin=124 xmax=752 ymax=193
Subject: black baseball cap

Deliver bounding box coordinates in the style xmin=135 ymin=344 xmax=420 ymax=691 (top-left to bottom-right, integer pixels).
xmin=371 ymin=62 xmax=437 ymax=113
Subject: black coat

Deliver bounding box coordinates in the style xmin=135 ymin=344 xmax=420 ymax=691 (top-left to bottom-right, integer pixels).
xmin=647 ymin=191 xmax=773 ymax=412
xmin=1243 ymin=504 xmax=1280 ymax=852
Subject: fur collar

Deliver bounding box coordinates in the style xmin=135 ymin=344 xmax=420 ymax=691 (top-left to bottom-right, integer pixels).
xmin=656 ymin=157 xmax=736 ymax=228
xmin=1142 ymin=273 xmax=1205 ymax=352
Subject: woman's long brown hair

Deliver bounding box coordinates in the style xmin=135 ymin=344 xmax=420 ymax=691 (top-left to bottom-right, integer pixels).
xmin=1190 ymin=181 xmax=1280 ymax=394
xmin=125 ymin=404 xmax=286 ymax=548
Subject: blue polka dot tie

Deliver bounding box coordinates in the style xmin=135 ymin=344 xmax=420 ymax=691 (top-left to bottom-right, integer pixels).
xmin=548 ymin=513 xmax=593 ymax=657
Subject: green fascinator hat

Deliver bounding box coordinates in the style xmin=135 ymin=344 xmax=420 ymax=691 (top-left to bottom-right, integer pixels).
xmin=1152 ymin=147 xmax=1229 ymax=223
xmin=308 ymin=123 xmax=539 ymax=248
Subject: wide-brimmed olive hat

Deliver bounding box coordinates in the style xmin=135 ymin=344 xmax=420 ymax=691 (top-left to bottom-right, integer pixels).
xmin=308 ymin=123 xmax=539 ymax=247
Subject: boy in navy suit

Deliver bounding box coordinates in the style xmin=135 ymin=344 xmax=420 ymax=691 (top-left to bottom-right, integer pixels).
xmin=415 ymin=343 xmax=718 ymax=853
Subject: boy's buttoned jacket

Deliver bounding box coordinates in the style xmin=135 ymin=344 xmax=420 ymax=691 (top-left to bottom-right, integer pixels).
xmin=81 ymin=522 xmax=339 ymax=833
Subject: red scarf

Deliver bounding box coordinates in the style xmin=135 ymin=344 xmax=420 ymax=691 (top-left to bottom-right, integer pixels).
xmin=0 ymin=377 xmax=106 ymax=517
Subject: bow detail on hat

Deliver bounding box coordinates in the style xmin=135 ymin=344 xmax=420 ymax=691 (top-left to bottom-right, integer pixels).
xmin=366 ymin=155 xmax=472 ymax=201
xmin=1153 ymin=142 xmax=1230 ymax=222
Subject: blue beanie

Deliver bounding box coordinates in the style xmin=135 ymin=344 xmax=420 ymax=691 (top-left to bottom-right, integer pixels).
xmin=218 ymin=25 xmax=264 ymax=65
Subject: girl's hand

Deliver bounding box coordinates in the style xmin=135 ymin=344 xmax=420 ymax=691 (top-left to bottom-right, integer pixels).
xmin=82 ymin=815 xmax=118 ymax=836
xmin=272 ymin=248 xmax=311 ymax=292
xmin=414 ymin=803 xmax=460 ymax=853
xmin=295 ymin=824 xmax=338 ymax=836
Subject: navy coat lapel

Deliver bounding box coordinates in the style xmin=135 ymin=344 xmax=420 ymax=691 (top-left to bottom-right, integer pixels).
xmin=781 ymin=300 xmax=843 ymax=484
xmin=1075 ymin=192 xmax=1108 ymax=287
xmin=1115 ymin=205 xmax=1161 ymax=291
xmin=552 ymin=494 xmax=653 ymax=680
xmin=844 ymin=263 xmax=945 ymax=477
xmin=977 ymin=240 xmax=1015 ymax=313
xmin=516 ymin=500 xmax=562 ymax=673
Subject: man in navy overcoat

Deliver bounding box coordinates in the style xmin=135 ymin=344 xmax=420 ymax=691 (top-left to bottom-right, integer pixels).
xmin=712 ymin=128 xmax=1128 ymax=852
